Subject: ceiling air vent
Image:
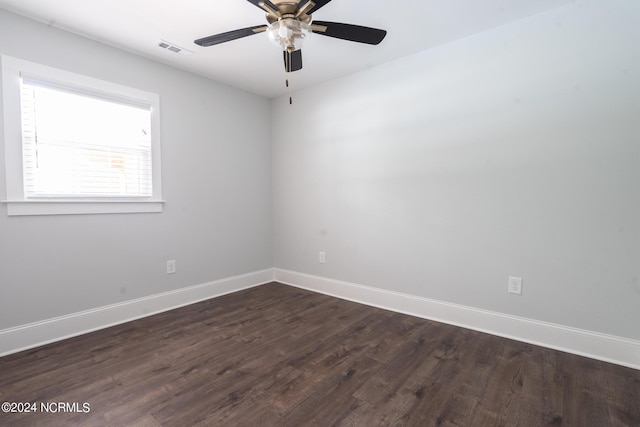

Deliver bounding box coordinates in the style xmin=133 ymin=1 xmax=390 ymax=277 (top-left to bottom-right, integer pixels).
xmin=157 ymin=40 xmax=193 ymax=56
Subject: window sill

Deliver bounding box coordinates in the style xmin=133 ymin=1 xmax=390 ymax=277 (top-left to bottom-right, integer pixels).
xmin=1 ymin=199 xmax=165 ymax=216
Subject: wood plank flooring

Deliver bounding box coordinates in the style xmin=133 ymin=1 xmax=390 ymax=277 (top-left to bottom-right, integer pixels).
xmin=1 ymin=282 xmax=639 ymax=426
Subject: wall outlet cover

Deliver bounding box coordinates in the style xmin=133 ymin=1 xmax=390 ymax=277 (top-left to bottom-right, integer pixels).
xmin=167 ymin=260 xmax=176 ymax=274
xmin=508 ymin=276 xmax=523 ymax=295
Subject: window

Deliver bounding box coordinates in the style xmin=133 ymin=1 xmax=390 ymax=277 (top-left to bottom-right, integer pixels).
xmin=1 ymin=55 xmax=163 ymax=215
xmin=21 ymin=79 xmax=153 ymax=198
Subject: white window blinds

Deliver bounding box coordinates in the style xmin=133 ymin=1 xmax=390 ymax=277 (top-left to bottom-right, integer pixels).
xmin=20 ymin=76 xmax=153 ymax=198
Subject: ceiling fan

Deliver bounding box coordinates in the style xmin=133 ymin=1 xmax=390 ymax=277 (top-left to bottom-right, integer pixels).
xmin=194 ymin=0 xmax=387 ymax=73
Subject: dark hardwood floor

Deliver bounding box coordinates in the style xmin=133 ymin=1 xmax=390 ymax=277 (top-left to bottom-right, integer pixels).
xmin=1 ymin=282 xmax=638 ymax=426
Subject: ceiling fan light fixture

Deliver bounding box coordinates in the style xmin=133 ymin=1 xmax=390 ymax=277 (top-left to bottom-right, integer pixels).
xmin=266 ymin=18 xmax=311 ymax=52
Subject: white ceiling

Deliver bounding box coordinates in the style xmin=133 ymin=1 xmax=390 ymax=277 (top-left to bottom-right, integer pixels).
xmin=0 ymin=0 xmax=574 ymax=98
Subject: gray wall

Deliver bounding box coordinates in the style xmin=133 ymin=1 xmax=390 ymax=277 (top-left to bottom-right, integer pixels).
xmin=272 ymin=0 xmax=640 ymax=340
xmin=0 ymin=10 xmax=273 ymax=328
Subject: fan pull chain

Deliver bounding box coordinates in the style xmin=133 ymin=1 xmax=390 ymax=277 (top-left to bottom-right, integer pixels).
xmin=286 ymin=50 xmax=293 ymax=105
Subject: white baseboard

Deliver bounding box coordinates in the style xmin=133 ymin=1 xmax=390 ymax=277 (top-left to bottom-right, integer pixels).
xmin=4 ymin=267 xmax=638 ymax=370
xmin=274 ymin=268 xmax=640 ymax=370
xmin=0 ymin=268 xmax=275 ymax=357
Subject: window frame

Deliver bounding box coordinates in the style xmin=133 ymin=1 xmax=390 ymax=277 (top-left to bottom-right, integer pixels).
xmin=1 ymin=55 xmax=164 ymax=216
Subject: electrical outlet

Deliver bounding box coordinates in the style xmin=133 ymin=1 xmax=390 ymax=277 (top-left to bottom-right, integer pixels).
xmin=508 ymin=276 xmax=522 ymax=295
xmin=319 ymin=251 xmax=326 ymax=264
xmin=167 ymin=260 xmax=176 ymax=274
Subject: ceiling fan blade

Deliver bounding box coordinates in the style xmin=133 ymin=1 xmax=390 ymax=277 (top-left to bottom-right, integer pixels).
xmin=301 ymin=0 xmax=333 ymax=14
xmin=283 ymin=50 xmax=303 ymax=72
xmin=246 ymin=0 xmax=278 ymax=11
xmin=311 ymin=21 xmax=387 ymax=45
xmin=194 ymin=25 xmax=267 ymax=47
